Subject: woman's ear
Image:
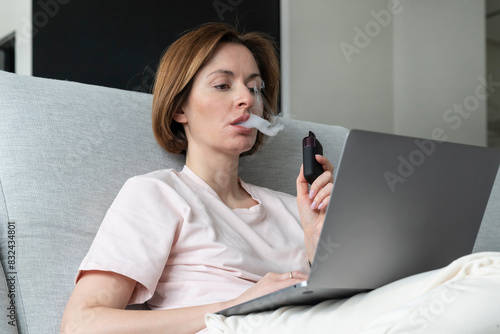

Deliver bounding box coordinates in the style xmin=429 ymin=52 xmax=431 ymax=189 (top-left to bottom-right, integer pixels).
xmin=173 ymin=109 xmax=188 ymax=124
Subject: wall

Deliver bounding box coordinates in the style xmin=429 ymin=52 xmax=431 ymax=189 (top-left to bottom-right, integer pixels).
xmin=393 ymin=0 xmax=486 ymax=146
xmin=282 ymin=0 xmax=487 ymax=146
xmin=281 ymin=0 xmax=394 ymax=133
xmin=0 ymin=0 xmax=31 ymax=75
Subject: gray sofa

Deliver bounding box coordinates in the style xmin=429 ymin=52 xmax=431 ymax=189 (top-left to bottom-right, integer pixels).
xmin=0 ymin=70 xmax=499 ymax=333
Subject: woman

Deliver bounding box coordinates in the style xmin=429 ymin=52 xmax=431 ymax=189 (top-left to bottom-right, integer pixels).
xmin=60 ymin=23 xmax=334 ymax=334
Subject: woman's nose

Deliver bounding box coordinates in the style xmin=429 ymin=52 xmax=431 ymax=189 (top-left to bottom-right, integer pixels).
xmin=234 ymin=85 xmax=254 ymax=110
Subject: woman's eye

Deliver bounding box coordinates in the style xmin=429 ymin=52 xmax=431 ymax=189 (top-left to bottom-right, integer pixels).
xmin=215 ymin=84 xmax=230 ymax=90
xmin=248 ymin=81 xmax=265 ymax=94
xmin=248 ymin=86 xmax=262 ymax=94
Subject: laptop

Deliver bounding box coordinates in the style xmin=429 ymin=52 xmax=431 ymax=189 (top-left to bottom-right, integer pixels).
xmin=218 ymin=129 xmax=500 ymax=316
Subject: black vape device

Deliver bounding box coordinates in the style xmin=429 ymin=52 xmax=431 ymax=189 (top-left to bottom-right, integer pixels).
xmin=302 ymin=131 xmax=323 ymax=184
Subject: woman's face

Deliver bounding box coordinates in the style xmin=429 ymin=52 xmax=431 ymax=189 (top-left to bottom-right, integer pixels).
xmin=176 ymin=42 xmax=264 ymax=157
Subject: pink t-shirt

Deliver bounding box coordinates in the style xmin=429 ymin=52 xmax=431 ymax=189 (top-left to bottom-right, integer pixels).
xmin=77 ymin=165 xmax=309 ymax=309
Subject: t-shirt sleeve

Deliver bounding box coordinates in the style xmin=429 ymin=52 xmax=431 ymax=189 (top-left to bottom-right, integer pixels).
xmin=76 ymin=174 xmax=184 ymax=305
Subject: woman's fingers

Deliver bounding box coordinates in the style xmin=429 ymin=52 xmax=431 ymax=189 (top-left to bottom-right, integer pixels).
xmin=281 ymin=271 xmax=308 ymax=281
xmin=315 ymin=155 xmax=334 ymax=174
xmin=235 ymin=271 xmax=309 ymax=305
xmin=310 ymin=185 xmax=333 ymax=210
xmin=308 ymin=155 xmax=334 ymax=210
xmin=296 ymin=164 xmax=309 ymax=197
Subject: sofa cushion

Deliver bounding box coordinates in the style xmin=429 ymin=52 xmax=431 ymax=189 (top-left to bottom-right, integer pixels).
xmin=0 ymin=70 xmax=348 ymax=333
xmin=474 ymin=167 xmax=500 ymax=253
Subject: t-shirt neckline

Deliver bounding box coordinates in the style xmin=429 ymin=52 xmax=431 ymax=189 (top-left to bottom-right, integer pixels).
xmin=180 ymin=165 xmax=262 ymax=213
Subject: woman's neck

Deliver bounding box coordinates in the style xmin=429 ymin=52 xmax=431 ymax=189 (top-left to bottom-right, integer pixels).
xmin=185 ymin=147 xmax=256 ymax=209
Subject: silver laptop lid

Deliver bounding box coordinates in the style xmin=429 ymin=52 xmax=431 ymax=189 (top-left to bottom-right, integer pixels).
xmin=310 ymin=130 xmax=500 ymax=290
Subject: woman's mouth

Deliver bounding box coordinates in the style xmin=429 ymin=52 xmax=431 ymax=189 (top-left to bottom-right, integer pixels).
xmin=231 ymin=114 xmax=251 ymax=125
xmin=231 ymin=115 xmax=254 ymax=134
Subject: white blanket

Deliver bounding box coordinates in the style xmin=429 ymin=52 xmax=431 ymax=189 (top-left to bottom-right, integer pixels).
xmin=205 ymin=252 xmax=500 ymax=333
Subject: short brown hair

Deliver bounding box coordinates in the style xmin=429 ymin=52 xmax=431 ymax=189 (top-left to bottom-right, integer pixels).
xmin=151 ymin=23 xmax=280 ymax=156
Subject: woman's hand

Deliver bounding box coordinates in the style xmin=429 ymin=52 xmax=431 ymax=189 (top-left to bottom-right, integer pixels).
xmin=296 ymin=155 xmax=334 ymax=263
xmin=230 ymin=271 xmax=308 ymax=307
